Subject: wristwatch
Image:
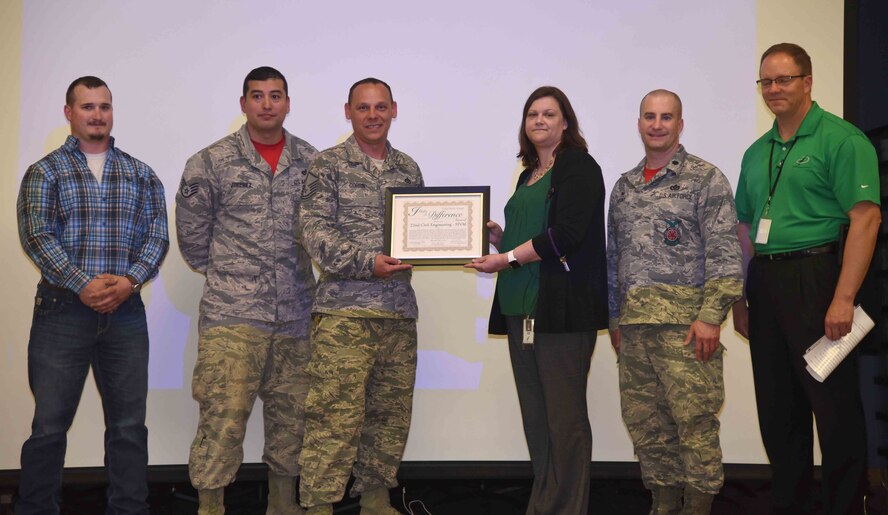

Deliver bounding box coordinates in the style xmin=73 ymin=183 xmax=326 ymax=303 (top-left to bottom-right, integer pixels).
xmin=507 ymin=250 xmax=521 ymax=269
xmin=125 ymin=274 xmax=142 ymax=294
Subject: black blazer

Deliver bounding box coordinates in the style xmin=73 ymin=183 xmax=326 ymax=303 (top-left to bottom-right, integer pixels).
xmin=488 ymin=147 xmax=608 ymax=334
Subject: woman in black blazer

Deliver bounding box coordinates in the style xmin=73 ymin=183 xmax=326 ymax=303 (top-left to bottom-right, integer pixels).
xmin=466 ymin=86 xmax=608 ymax=514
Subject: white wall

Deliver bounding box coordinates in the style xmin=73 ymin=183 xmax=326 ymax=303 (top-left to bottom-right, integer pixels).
xmin=0 ymin=0 xmax=844 ymax=469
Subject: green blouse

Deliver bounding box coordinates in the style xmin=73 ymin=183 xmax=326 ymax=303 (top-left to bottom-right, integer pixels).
xmin=497 ymin=171 xmax=551 ymax=316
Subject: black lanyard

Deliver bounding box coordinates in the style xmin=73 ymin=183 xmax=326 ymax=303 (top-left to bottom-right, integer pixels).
xmin=765 ymin=139 xmax=797 ymax=214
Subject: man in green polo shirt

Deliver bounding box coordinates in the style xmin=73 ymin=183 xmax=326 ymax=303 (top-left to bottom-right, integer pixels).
xmin=733 ymin=42 xmax=881 ymax=515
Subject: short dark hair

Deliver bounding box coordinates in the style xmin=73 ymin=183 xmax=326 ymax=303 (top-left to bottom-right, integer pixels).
xmin=348 ymin=77 xmax=393 ymax=104
xmin=760 ymin=43 xmax=812 ymax=75
xmin=243 ymin=66 xmax=288 ymax=98
xmin=517 ymin=86 xmax=587 ymax=169
xmin=66 ymin=76 xmax=109 ymax=106
xmin=640 ymin=89 xmax=683 ymax=119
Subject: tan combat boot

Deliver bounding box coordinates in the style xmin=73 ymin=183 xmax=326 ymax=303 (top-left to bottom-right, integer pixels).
xmin=198 ymin=488 xmax=225 ymax=515
xmin=267 ymin=473 xmax=305 ymax=514
xmin=359 ymin=487 xmax=400 ymax=514
xmin=680 ymin=487 xmax=714 ymax=515
xmin=649 ymin=485 xmax=682 ymax=515
xmin=305 ymin=505 xmax=333 ymax=515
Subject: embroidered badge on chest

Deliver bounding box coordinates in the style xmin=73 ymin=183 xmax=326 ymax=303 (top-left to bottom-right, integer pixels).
xmin=663 ymin=219 xmax=682 ymax=246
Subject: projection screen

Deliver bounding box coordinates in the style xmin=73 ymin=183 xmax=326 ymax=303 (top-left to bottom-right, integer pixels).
xmin=0 ymin=0 xmax=845 ymax=469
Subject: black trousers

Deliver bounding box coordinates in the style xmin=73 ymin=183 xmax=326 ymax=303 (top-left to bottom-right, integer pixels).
xmin=747 ymin=253 xmax=867 ymax=515
xmin=506 ymin=316 xmax=596 ymax=515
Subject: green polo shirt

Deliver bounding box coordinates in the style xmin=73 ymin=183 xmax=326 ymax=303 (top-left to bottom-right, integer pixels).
xmin=736 ymin=102 xmax=880 ymax=254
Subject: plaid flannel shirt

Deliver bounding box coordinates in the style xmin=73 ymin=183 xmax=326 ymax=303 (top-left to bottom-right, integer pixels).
xmin=17 ymin=136 xmax=169 ymax=293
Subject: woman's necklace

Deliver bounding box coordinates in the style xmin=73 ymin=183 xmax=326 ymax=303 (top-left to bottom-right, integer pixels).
xmin=530 ymin=156 xmax=555 ymax=183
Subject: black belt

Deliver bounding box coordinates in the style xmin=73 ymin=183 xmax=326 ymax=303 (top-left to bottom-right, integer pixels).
xmin=38 ymin=278 xmax=71 ymax=293
xmin=755 ymin=243 xmax=837 ymax=261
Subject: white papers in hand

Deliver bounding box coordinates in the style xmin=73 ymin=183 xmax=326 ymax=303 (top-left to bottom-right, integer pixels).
xmin=804 ymin=306 xmax=874 ymax=383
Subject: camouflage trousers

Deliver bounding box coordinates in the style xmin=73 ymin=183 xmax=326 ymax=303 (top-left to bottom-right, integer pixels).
xmin=298 ymin=315 xmax=417 ymax=507
xmin=189 ymin=320 xmax=311 ymax=489
xmin=619 ymin=324 xmax=725 ymax=495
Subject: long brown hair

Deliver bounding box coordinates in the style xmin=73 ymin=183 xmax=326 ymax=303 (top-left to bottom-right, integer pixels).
xmin=517 ymin=86 xmax=587 ymax=169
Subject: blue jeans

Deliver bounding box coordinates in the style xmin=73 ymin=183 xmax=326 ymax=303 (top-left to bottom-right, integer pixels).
xmin=17 ymin=283 xmax=150 ymax=515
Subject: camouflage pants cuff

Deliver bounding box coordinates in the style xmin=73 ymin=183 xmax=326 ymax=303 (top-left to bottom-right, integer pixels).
xmin=189 ymin=444 xmax=241 ymax=490
xmin=620 ymin=324 xmax=725 ymax=495
xmin=349 ymin=475 xmax=399 ymax=498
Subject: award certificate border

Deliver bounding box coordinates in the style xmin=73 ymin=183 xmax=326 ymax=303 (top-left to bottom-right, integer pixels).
xmin=384 ymin=186 xmax=490 ymax=266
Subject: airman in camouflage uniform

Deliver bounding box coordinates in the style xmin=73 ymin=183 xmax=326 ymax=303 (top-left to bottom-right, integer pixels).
xmin=297 ymin=78 xmax=422 ymax=515
xmin=176 ymin=67 xmax=318 ymax=515
xmin=607 ymin=90 xmax=742 ymax=515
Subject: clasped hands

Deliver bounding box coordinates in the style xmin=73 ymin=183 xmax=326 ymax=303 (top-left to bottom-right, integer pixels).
xmin=79 ymin=274 xmax=133 ymax=314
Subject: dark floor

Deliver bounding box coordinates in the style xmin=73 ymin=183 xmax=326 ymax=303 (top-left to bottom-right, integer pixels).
xmin=1 ymin=470 xmax=886 ymax=514
xmin=0 ymin=478 xmax=757 ymax=514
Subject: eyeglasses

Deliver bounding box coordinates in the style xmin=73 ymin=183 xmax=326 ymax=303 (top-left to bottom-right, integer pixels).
xmin=756 ymin=75 xmax=808 ymax=87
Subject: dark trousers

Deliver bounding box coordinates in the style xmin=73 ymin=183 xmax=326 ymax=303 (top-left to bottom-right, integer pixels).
xmin=17 ymin=283 xmax=150 ymax=515
xmin=506 ymin=316 xmax=596 ymax=515
xmin=747 ymin=254 xmax=867 ymax=515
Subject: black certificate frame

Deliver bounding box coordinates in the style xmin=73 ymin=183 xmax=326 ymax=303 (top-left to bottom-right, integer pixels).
xmin=384 ymin=186 xmax=491 ymax=266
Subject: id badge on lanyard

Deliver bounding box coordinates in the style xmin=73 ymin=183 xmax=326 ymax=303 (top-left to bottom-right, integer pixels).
xmin=756 ymin=212 xmax=772 ymax=244
xmin=522 ymin=316 xmax=534 ymax=349
xmin=758 ymin=140 xmax=796 ymax=245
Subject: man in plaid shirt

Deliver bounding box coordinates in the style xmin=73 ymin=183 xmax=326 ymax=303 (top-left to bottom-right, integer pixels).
xmin=16 ymin=76 xmax=169 ymax=515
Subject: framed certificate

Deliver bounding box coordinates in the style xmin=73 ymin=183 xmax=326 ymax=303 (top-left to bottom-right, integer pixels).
xmin=384 ymin=186 xmax=490 ymax=265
